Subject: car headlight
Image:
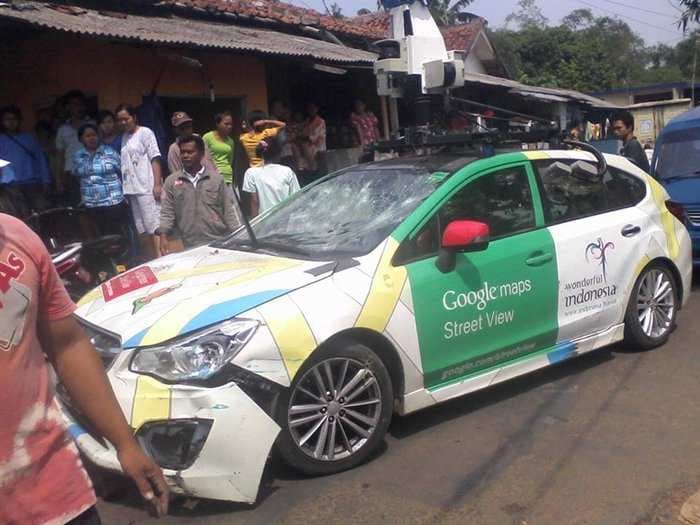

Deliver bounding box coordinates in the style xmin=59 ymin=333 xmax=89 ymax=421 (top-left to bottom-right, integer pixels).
xmin=130 ymin=318 xmax=259 ymax=382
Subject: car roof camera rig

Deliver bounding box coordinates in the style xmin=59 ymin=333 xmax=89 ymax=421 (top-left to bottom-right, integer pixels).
xmin=375 ymin=0 xmax=465 ymax=126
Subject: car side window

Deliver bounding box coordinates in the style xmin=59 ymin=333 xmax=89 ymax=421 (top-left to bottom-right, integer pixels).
xmin=395 ymin=166 xmax=536 ymax=263
xmin=534 ymin=160 xmax=607 ymax=224
xmin=604 ymin=167 xmax=647 ymax=209
xmin=534 ymin=160 xmax=646 ymax=226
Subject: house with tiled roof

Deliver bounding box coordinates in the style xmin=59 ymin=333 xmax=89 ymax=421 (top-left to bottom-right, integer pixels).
xmin=0 ymin=0 xmax=392 ymax=180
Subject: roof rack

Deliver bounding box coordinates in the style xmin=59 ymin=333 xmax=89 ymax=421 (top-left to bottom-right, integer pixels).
xmin=373 ymin=126 xmax=562 ymax=153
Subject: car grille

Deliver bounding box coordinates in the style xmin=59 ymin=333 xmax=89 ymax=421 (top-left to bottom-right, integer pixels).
xmin=687 ymin=208 xmax=700 ymax=228
xmin=77 ymin=319 xmax=122 ymax=370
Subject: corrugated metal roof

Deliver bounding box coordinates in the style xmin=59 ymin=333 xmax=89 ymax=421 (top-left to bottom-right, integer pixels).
xmin=0 ymin=1 xmax=377 ymax=63
xmin=462 ymin=71 xmax=618 ymax=109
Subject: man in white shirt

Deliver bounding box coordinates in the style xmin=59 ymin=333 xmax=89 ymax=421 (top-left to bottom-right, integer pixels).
xmin=243 ymin=137 xmax=300 ymax=217
xmin=55 ymin=90 xmax=94 ymax=204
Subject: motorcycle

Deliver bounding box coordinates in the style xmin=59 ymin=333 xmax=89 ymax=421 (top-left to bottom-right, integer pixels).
xmin=26 ymin=207 xmax=132 ymax=301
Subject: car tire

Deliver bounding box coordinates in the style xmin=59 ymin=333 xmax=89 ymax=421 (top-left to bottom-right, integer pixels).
xmin=276 ymin=340 xmax=393 ymax=476
xmin=623 ymin=262 xmax=678 ymax=350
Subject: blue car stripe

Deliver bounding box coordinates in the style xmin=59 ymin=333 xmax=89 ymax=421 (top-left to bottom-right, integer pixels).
xmin=547 ymin=341 xmax=577 ymax=364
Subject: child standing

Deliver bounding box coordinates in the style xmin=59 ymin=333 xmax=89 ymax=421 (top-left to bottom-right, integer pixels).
xmin=243 ymin=137 xmax=300 ymax=217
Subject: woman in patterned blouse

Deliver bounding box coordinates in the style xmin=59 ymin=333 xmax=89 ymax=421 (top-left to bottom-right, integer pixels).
xmin=72 ymin=123 xmax=126 ymax=236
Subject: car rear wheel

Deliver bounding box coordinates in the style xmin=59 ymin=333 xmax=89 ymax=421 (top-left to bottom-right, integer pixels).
xmin=623 ymin=262 xmax=678 ymax=350
xmin=276 ymin=341 xmax=393 ymax=476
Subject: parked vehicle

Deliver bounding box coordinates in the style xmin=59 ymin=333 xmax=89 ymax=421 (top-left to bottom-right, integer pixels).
xmin=652 ymin=106 xmax=700 ymax=266
xmin=26 ymin=207 xmax=131 ymax=300
xmin=61 ymin=148 xmax=691 ymax=503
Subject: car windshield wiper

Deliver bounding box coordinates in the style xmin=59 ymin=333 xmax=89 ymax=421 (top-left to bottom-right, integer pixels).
xmin=255 ymin=239 xmax=313 ymax=257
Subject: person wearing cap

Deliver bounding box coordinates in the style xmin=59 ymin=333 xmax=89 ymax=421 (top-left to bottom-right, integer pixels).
xmin=167 ymin=111 xmax=218 ymax=176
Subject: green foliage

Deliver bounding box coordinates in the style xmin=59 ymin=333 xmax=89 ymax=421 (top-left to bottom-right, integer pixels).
xmin=504 ymin=0 xmax=548 ymax=30
xmin=680 ymin=0 xmax=700 ymax=31
xmin=428 ymin=0 xmax=474 ymax=26
xmin=491 ymin=3 xmax=694 ymax=92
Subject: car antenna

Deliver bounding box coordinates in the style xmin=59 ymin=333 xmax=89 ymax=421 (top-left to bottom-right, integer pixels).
xmin=563 ymin=139 xmax=608 ymax=177
xmin=231 ymin=186 xmax=258 ymax=248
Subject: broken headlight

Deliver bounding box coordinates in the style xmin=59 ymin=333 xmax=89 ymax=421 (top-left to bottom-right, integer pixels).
xmin=130 ymin=319 xmax=258 ymax=382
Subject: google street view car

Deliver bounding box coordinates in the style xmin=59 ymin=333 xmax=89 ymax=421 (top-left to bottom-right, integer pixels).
xmin=61 ymin=145 xmax=692 ymax=503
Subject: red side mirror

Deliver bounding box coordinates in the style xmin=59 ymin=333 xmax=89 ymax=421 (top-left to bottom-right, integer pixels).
xmin=441 ymin=220 xmax=490 ymax=250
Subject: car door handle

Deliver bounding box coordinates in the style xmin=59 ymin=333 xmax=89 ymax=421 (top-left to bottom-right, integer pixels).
xmin=621 ymin=225 xmax=641 ymax=237
xmin=526 ymin=252 xmax=553 ymax=266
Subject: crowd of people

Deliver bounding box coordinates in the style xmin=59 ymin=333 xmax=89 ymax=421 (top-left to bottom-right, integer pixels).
xmin=0 ymin=90 xmax=382 ymax=261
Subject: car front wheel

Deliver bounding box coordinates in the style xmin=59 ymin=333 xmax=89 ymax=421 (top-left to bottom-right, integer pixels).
xmin=276 ymin=341 xmax=393 ymax=476
xmin=624 ymin=262 xmax=678 ymax=350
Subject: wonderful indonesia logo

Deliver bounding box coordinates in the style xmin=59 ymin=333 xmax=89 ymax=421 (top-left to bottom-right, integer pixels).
xmin=563 ymin=238 xmax=618 ymax=310
xmin=585 ymin=238 xmax=616 ymax=282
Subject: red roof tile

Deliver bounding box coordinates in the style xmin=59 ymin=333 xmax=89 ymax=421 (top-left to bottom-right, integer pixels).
xmin=441 ymin=19 xmax=486 ymax=52
xmin=155 ymin=0 xmax=387 ymax=39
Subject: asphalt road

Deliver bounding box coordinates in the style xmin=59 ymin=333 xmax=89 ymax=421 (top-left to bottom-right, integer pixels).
xmin=97 ymin=277 xmax=700 ymax=525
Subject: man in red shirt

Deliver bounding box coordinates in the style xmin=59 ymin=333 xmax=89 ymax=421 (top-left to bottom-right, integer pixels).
xmin=0 ymin=213 xmax=168 ymax=524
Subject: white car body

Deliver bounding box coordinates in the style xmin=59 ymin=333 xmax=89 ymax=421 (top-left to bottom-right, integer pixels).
xmin=61 ymin=151 xmax=692 ymax=503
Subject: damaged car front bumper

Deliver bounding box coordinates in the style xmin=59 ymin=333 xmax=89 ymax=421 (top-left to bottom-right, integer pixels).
xmin=59 ymin=356 xmax=284 ymax=503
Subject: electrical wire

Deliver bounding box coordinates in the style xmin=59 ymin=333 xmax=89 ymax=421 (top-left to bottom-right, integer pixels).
xmin=570 ymin=0 xmax=683 ymax=36
xmin=597 ymin=0 xmax=677 ymax=19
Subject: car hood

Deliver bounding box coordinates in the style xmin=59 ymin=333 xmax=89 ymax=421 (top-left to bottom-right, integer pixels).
xmin=659 ymin=176 xmax=700 ymax=205
xmin=75 ymin=246 xmax=336 ymax=348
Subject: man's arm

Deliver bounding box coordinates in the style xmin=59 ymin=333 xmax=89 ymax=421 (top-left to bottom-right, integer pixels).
xmin=55 ymin=128 xmax=67 ymax=192
xmin=249 ymin=192 xmax=260 ymax=218
xmin=159 ymin=178 xmax=176 ymax=255
xmin=167 ymin=143 xmax=181 ymax=174
xmin=152 ymin=159 xmax=163 ymax=202
xmin=261 ymin=119 xmax=286 ymax=130
xmin=39 ymin=315 xmax=169 ymax=516
xmin=242 ymin=169 xmax=259 ymax=217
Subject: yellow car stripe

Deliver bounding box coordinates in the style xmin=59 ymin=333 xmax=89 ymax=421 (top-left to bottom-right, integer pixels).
xmin=130 ymin=375 xmax=171 ymax=429
xmin=647 ymin=176 xmax=679 ymax=260
xmin=139 ymin=259 xmax=298 ymax=346
xmin=77 ymin=288 xmax=101 ymax=307
xmin=258 ymin=296 xmax=317 ymax=380
xmin=523 ymin=151 xmax=550 ymax=161
xmin=634 ymin=255 xmax=651 ymax=279
xmin=355 ymin=238 xmax=407 ymax=332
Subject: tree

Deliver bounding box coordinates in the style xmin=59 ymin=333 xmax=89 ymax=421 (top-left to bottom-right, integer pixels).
xmin=427 ymin=0 xmax=474 ymax=26
xmin=504 ymin=0 xmax=548 ymax=30
xmin=321 ymin=0 xmax=343 ymax=18
xmin=680 ymin=0 xmax=700 ymax=31
xmin=562 ymin=8 xmax=594 ymax=30
xmin=491 ymin=7 xmax=691 ymax=93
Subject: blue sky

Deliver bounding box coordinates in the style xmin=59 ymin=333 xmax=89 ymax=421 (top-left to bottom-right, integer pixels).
xmin=290 ymin=0 xmax=687 ymax=45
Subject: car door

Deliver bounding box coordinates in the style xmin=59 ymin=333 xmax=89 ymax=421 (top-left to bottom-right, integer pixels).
xmin=533 ymin=159 xmax=648 ymax=342
xmin=395 ymin=163 xmax=558 ymax=390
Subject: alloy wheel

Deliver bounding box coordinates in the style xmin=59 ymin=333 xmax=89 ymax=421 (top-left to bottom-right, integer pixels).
xmin=636 ymin=269 xmax=675 ymax=339
xmin=287 ymin=357 xmax=382 ymax=462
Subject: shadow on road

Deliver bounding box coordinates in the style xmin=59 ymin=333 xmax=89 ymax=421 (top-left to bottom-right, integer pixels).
xmin=389 ymin=348 xmax=614 ymax=440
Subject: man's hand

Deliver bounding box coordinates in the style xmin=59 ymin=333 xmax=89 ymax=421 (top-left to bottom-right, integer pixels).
xmin=159 ymin=234 xmax=169 ymax=256
xmin=40 ymin=315 xmax=169 ymax=518
xmin=153 ymin=182 xmax=163 ymax=202
xmin=117 ymin=441 xmax=169 ymax=517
